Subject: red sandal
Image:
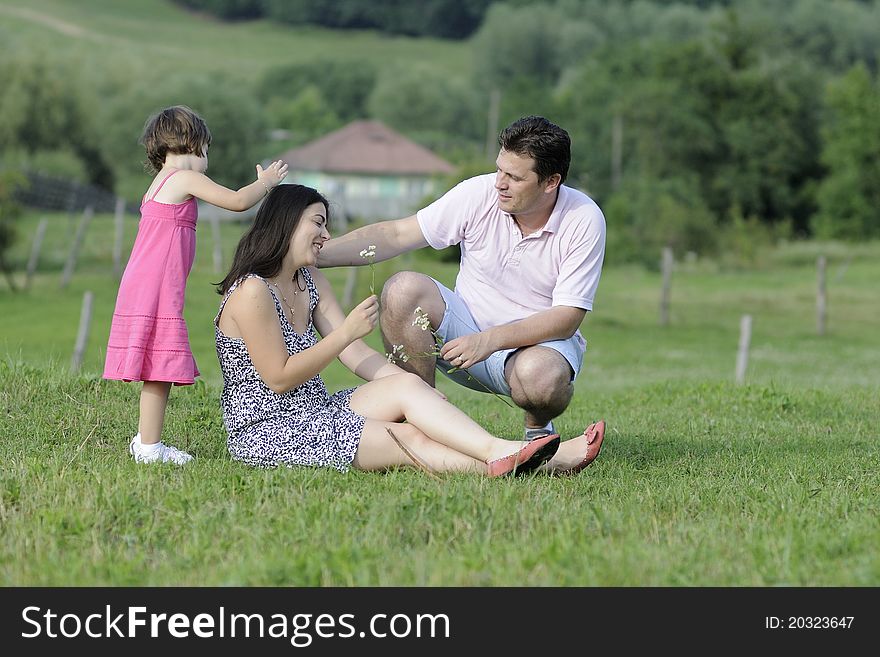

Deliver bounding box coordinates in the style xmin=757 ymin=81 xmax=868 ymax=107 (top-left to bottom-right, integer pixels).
xmin=487 ymin=433 xmax=560 ymax=477
xmin=560 ymin=420 xmax=606 ymax=475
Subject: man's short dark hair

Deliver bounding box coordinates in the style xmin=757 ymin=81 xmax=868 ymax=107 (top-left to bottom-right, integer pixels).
xmin=499 ymin=116 xmax=571 ymax=183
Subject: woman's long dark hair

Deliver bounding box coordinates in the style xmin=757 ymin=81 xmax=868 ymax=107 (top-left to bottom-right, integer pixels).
xmin=216 ymin=184 xmax=329 ymax=295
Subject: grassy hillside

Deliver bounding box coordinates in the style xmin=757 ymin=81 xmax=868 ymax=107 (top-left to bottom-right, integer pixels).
xmin=0 ymin=0 xmax=473 ymax=85
xmin=0 ymin=0 xmax=478 ymax=205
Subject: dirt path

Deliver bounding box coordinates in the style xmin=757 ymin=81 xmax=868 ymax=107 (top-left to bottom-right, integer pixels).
xmin=0 ymin=4 xmax=105 ymax=40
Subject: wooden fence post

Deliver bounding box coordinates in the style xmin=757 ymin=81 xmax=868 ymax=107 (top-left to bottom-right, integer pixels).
xmin=660 ymin=246 xmax=673 ymax=326
xmin=25 ymin=217 xmax=49 ymax=290
xmin=70 ymin=290 xmax=94 ymax=373
xmin=735 ymin=314 xmax=752 ymax=385
xmin=113 ymin=197 xmax=125 ymax=279
xmin=60 ymin=205 xmax=94 ymax=289
xmin=65 ymin=189 xmax=78 ymax=239
xmin=611 ymin=114 xmax=623 ymax=191
xmin=485 ymin=89 xmax=501 ymax=161
xmin=210 ymin=215 xmax=223 ymax=274
xmin=817 ymin=255 xmax=827 ymax=336
xmin=834 ymin=255 xmax=852 ymax=283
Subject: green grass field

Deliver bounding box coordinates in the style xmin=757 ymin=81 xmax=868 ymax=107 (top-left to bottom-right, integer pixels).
xmin=0 ymin=0 xmax=479 ymax=208
xmin=0 ymin=0 xmax=472 ymax=86
xmin=1 ymin=209 xmax=878 ymax=585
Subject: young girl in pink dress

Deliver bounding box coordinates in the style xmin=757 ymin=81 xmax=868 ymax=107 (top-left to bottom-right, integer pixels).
xmin=104 ymin=105 xmax=288 ymax=464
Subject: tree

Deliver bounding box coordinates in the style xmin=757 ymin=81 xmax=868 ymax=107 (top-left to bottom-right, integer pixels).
xmin=96 ymin=75 xmax=268 ymax=192
xmin=175 ymin=76 xmax=269 ymax=189
xmin=603 ymin=175 xmax=717 ymax=265
xmin=173 ymin=0 xmax=263 ymax=20
xmin=556 ymin=40 xmax=722 ymax=202
xmin=556 ymin=30 xmax=822 ymax=233
xmin=258 ymin=60 xmax=377 ymax=123
xmin=368 ymin=64 xmax=482 ymax=141
xmin=0 ymin=171 xmax=26 ymax=290
xmin=261 ymin=0 xmax=492 ymax=38
xmin=0 ymin=52 xmax=113 ymax=189
xmin=814 ymin=63 xmax=880 ymax=239
xmin=472 ymin=3 xmax=568 ymax=86
xmin=762 ymin=0 xmax=880 ymax=73
xmin=266 ymin=86 xmax=343 ymax=145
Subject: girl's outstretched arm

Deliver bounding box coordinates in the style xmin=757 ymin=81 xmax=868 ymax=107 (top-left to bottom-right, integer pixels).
xmin=182 ymin=160 xmax=288 ymax=212
xmin=310 ymin=268 xmax=404 ymax=382
xmin=222 ymin=276 xmax=375 ymax=394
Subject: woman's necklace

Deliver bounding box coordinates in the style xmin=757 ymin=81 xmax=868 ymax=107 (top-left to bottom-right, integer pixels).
xmin=293 ymin=268 xmax=306 ymax=294
xmin=269 ymin=270 xmax=306 ymax=318
xmin=269 ymin=280 xmax=297 ymax=318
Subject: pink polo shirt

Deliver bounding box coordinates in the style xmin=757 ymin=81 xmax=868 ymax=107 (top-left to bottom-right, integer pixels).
xmin=416 ymin=173 xmax=606 ymax=333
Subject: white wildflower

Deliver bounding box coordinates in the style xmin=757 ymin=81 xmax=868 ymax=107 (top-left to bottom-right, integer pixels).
xmin=360 ymin=245 xmax=378 ymax=294
xmin=386 ymin=343 xmax=410 ymax=364
xmin=412 ymin=307 xmax=431 ymax=331
xmin=402 ymin=307 xmax=513 ymax=408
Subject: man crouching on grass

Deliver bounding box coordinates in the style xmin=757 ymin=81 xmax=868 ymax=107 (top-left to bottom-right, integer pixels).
xmin=317 ymin=116 xmax=606 ymax=474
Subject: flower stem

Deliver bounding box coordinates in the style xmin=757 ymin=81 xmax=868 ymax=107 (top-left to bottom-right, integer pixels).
xmin=409 ymin=306 xmax=513 ymax=409
xmin=447 ymin=366 xmax=515 ymax=407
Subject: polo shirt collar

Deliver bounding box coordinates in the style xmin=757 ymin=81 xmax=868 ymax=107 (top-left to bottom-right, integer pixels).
xmin=542 ymin=186 xmax=567 ymax=234
xmin=501 ymin=186 xmax=567 ymax=236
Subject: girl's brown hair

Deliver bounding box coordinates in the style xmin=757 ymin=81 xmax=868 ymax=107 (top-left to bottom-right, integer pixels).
xmin=139 ymin=105 xmax=212 ymax=173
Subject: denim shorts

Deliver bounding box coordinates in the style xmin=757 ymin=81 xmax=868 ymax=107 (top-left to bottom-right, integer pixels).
xmin=430 ymin=278 xmax=585 ymax=397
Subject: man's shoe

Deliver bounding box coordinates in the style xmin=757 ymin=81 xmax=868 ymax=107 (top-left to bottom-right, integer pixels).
xmin=524 ymin=421 xmax=555 ymax=441
xmin=487 ymin=434 xmax=560 ymax=477
xmin=129 ymin=436 xmax=193 ymax=465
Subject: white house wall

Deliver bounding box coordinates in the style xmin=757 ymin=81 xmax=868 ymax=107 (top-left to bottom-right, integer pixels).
xmin=285 ymin=171 xmax=446 ymax=223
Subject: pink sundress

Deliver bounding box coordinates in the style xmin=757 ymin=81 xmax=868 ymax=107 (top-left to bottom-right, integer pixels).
xmin=103 ymin=170 xmax=199 ymax=384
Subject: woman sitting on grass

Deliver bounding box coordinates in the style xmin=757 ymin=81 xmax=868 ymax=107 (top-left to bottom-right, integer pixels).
xmin=214 ymin=184 xmax=560 ymax=476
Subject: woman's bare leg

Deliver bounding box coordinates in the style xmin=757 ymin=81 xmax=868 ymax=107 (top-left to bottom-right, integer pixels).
xmin=139 ymin=381 xmax=172 ymax=444
xmin=352 ymin=420 xmax=485 ymax=473
xmin=349 ymin=373 xmax=525 ymax=463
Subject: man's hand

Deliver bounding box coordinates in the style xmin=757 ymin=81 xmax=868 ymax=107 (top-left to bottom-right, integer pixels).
xmin=440 ymin=331 xmax=497 ymax=370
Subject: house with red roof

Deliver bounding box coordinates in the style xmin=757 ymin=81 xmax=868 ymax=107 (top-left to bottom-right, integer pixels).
xmin=276 ymin=120 xmax=455 ymax=223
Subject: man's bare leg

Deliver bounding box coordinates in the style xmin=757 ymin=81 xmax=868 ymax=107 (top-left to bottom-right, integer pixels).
xmin=505 ymin=346 xmax=574 ymax=429
xmin=379 ymin=271 xmax=446 ymax=386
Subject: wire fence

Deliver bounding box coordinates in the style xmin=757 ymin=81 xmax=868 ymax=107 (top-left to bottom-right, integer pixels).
xmin=14 ymin=172 xmax=137 ymax=215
